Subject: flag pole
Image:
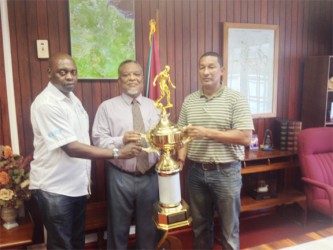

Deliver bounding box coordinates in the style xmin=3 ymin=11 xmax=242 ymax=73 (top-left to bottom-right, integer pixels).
xmin=145 ymin=19 xmax=156 ymax=97
xmin=145 ymin=9 xmax=160 ymax=99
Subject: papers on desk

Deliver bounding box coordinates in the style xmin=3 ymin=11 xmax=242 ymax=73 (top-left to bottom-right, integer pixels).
xmin=280 ymin=236 xmax=333 ymax=250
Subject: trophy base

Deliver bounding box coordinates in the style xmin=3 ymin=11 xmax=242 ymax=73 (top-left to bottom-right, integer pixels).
xmin=153 ymin=199 xmax=192 ymax=230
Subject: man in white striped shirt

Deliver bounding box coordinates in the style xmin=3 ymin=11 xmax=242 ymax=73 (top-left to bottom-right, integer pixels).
xmin=178 ymin=52 xmax=254 ymax=250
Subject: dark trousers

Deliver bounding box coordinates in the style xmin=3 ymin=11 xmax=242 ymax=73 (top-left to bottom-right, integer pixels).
xmin=188 ymin=161 xmax=242 ymax=250
xmin=106 ymin=163 xmax=159 ymax=250
xmin=32 ymin=190 xmax=87 ymax=250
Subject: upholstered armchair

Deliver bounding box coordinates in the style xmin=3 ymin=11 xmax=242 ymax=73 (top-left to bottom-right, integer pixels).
xmin=298 ymin=127 xmax=333 ymax=220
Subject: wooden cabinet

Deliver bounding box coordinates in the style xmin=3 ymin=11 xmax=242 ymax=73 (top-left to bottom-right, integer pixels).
xmin=301 ymin=55 xmax=333 ymax=129
xmin=240 ymin=149 xmax=306 ymax=224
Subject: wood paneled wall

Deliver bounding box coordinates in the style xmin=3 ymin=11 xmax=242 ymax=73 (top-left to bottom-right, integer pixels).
xmin=0 ymin=17 xmax=11 ymax=146
xmin=1 ymin=0 xmax=332 ymax=202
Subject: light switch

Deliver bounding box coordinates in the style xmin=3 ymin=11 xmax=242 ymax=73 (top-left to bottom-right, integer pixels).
xmin=37 ymin=40 xmax=49 ymax=59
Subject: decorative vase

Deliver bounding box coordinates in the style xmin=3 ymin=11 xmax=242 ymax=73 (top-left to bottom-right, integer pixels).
xmin=1 ymin=207 xmax=18 ymax=230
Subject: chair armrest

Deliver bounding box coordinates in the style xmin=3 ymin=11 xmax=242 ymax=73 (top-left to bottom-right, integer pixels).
xmin=302 ymin=177 xmax=333 ymax=212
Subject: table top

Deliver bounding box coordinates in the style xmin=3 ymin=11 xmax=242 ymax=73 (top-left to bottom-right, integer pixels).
xmin=0 ymin=215 xmax=33 ymax=249
xmin=244 ymin=149 xmax=297 ymax=161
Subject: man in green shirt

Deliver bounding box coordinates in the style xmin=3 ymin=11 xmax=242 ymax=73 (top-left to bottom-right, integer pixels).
xmin=178 ymin=51 xmax=254 ymax=250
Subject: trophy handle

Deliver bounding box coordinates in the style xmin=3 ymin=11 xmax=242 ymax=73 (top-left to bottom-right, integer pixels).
xmin=180 ymin=124 xmax=192 ymax=146
xmin=140 ymin=133 xmax=160 ymax=154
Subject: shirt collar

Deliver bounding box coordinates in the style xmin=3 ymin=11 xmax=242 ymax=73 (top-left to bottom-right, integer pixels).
xmin=47 ymin=82 xmax=75 ymax=102
xmin=121 ymin=92 xmax=143 ymax=105
xmin=199 ymin=84 xmax=225 ymax=100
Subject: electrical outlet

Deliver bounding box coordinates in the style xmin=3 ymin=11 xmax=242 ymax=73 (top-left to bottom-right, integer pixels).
xmin=36 ymin=40 xmax=49 ymax=59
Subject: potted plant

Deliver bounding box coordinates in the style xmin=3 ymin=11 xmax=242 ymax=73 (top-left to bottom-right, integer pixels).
xmin=0 ymin=145 xmax=31 ymax=229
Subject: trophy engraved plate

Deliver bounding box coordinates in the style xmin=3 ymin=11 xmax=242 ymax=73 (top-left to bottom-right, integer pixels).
xmin=142 ymin=65 xmax=192 ymax=230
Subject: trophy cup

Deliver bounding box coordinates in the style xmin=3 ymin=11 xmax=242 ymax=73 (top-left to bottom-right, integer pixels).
xmin=142 ymin=65 xmax=192 ymax=230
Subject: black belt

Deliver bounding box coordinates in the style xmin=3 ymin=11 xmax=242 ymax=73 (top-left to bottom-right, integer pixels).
xmin=109 ymin=163 xmax=156 ymax=177
xmin=189 ymin=159 xmax=238 ymax=171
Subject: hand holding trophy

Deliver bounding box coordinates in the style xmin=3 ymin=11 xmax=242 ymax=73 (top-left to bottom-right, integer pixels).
xmin=141 ymin=65 xmax=192 ymax=231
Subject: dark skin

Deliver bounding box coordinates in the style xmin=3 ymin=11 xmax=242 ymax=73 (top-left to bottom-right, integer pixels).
xmin=117 ymin=61 xmax=145 ymax=146
xmin=48 ymin=53 xmax=141 ymax=159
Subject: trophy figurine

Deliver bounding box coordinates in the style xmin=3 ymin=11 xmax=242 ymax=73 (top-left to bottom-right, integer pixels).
xmin=142 ymin=65 xmax=192 ymax=230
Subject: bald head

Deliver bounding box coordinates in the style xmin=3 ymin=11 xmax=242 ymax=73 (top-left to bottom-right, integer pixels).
xmin=48 ymin=53 xmax=78 ymax=97
xmin=48 ymin=53 xmax=76 ymax=69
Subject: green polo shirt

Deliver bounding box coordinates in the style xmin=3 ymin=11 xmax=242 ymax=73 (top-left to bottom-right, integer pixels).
xmin=178 ymin=85 xmax=254 ymax=163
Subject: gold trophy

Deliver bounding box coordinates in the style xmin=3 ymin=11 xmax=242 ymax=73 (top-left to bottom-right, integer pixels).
xmin=142 ymin=65 xmax=192 ymax=230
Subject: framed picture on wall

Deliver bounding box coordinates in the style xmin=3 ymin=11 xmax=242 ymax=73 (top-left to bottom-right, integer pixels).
xmin=69 ymin=0 xmax=135 ymax=79
xmin=222 ymin=22 xmax=279 ymax=118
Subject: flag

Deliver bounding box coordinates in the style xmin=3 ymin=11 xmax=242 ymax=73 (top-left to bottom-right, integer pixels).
xmin=145 ymin=17 xmax=161 ymax=99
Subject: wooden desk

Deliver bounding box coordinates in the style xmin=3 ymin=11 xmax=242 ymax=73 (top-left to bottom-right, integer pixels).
xmin=85 ymin=201 xmax=107 ymax=233
xmin=0 ymin=202 xmax=107 ymax=250
xmin=244 ymin=227 xmax=333 ymax=249
xmin=0 ymin=216 xmax=33 ymax=249
xmin=85 ymin=201 xmax=107 ymax=249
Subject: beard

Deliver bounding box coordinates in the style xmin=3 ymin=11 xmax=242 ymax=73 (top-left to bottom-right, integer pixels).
xmin=127 ymin=89 xmax=140 ymax=95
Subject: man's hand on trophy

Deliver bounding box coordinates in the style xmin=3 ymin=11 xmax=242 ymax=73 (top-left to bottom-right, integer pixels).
xmin=177 ymin=158 xmax=185 ymax=170
xmin=123 ymin=131 xmax=142 ymax=144
xmin=119 ymin=142 xmax=142 ymax=159
xmin=185 ymin=126 xmax=207 ymax=140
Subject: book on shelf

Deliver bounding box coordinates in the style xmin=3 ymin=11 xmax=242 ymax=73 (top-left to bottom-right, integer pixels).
xmin=274 ymin=119 xmax=302 ymax=151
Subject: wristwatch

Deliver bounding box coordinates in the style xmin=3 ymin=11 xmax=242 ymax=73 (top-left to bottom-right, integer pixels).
xmin=112 ymin=148 xmax=119 ymax=159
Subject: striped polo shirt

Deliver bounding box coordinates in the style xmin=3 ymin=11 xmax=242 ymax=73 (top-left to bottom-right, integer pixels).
xmin=178 ymin=85 xmax=254 ymax=163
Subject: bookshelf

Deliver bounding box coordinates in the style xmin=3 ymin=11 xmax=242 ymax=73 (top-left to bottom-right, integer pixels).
xmin=241 ymin=149 xmax=307 ymax=225
xmin=301 ymin=55 xmax=333 ymax=129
